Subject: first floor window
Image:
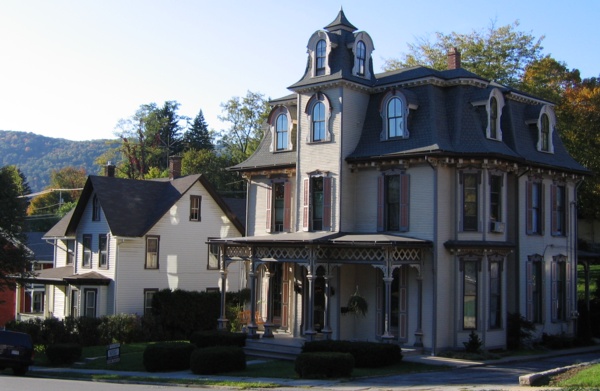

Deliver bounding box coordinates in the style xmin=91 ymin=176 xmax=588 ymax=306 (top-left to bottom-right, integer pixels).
xmin=82 ymin=234 xmax=92 ymax=267
xmin=71 ymin=289 xmax=80 ymax=317
xmin=145 ymin=236 xmax=159 ymax=269
xmin=84 ymin=289 xmax=97 ymax=318
xmin=489 ymin=261 xmax=502 ymax=329
xmin=99 ymin=234 xmax=108 ymax=268
xmin=144 ymin=289 xmax=157 ymax=315
xmin=552 ymin=258 xmax=570 ymax=322
xmin=32 ymin=291 xmax=44 ymax=313
xmin=463 ymin=260 xmax=478 ymax=329
xmin=527 ymin=256 xmax=544 ymax=323
xmin=208 ymin=240 xmax=219 ymax=270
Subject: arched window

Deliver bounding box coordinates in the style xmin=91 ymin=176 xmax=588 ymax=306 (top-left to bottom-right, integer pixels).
xmin=316 ymin=40 xmax=326 ymax=76
xmin=312 ymin=102 xmax=325 ymax=141
xmin=489 ymin=97 xmax=498 ymax=139
xmin=387 ymin=97 xmax=404 ymax=138
xmin=486 ymin=89 xmax=504 ymax=140
xmin=541 ymin=113 xmax=550 ymax=152
xmin=537 ymin=106 xmax=555 ymax=153
xmin=275 ymin=114 xmax=288 ymax=151
xmin=356 ymin=40 xmax=366 ymax=76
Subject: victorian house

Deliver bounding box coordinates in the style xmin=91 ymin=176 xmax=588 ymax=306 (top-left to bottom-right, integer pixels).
xmin=211 ymin=10 xmax=587 ymax=353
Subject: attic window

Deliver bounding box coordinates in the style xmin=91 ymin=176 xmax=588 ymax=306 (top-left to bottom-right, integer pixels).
xmin=356 ymin=40 xmax=366 ymax=76
xmin=92 ymin=194 xmax=101 ymax=221
xmin=380 ymin=91 xmax=410 ymax=140
xmin=537 ymin=106 xmax=555 ymax=153
xmin=189 ymin=195 xmax=201 ymax=221
xmin=316 ymin=40 xmax=326 ymax=76
xmin=268 ymin=106 xmax=293 ymax=152
xmin=486 ymin=89 xmax=504 ymax=141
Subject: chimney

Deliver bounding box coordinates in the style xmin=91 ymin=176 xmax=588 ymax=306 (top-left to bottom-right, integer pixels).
xmin=169 ymin=156 xmax=182 ymax=180
xmin=105 ymin=161 xmax=115 ymax=177
xmin=447 ymin=47 xmax=461 ymax=70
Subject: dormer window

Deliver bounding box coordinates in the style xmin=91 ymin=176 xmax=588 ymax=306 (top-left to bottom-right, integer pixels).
xmin=380 ymin=91 xmax=410 ymax=140
xmin=306 ymin=93 xmax=332 ymax=143
xmin=537 ymin=106 xmax=555 ymax=153
xmin=486 ymin=89 xmax=504 ymax=140
xmin=316 ymin=40 xmax=326 ymax=76
xmin=276 ymin=114 xmax=288 ymax=151
xmin=356 ymin=40 xmax=366 ymax=76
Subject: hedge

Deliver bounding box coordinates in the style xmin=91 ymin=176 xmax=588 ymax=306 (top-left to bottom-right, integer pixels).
xmin=189 ymin=330 xmax=246 ymax=348
xmin=45 ymin=343 xmax=82 ymax=365
xmin=295 ymin=352 xmax=354 ymax=378
xmin=302 ymin=340 xmax=402 ymax=368
xmin=190 ymin=346 xmax=246 ymax=375
xmin=143 ymin=342 xmax=195 ymax=372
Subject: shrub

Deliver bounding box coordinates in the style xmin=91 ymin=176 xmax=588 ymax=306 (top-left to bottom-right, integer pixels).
xmin=75 ymin=317 xmax=105 ymax=346
xmin=190 ymin=346 xmax=246 ymax=375
xmin=302 ymin=340 xmax=402 ymax=368
xmin=507 ymin=312 xmax=536 ymax=350
xmin=189 ymin=330 xmax=246 ymax=348
xmin=463 ymin=330 xmax=483 ymax=353
xmin=39 ymin=317 xmax=71 ymax=345
xmin=295 ymin=352 xmax=354 ymax=378
xmin=45 ymin=343 xmax=82 ymax=365
xmin=143 ymin=342 xmax=195 ymax=372
xmin=99 ymin=314 xmax=143 ymax=344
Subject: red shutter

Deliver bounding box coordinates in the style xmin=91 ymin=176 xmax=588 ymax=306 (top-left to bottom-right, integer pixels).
xmin=526 ymin=181 xmax=533 ymax=234
xmin=550 ymin=185 xmax=557 ymax=235
xmin=377 ymin=176 xmax=384 ymax=232
xmin=283 ymin=181 xmax=292 ymax=232
xmin=302 ymin=178 xmax=309 ymax=231
xmin=526 ymin=261 xmax=533 ymax=322
xmin=399 ymin=174 xmax=410 ymax=232
xmin=323 ymin=177 xmax=332 ymax=231
xmin=266 ymin=185 xmax=272 ymax=232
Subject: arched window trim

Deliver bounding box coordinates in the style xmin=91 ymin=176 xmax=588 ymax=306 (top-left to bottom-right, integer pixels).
xmin=305 ymin=93 xmax=333 ymax=143
xmin=538 ymin=105 xmax=556 ymax=153
xmin=380 ymin=91 xmax=410 ymax=140
xmin=308 ymin=32 xmax=333 ymax=77
xmin=486 ymin=89 xmax=504 ymax=141
xmin=268 ymin=106 xmax=293 ymax=152
xmin=350 ymin=32 xmax=374 ymax=79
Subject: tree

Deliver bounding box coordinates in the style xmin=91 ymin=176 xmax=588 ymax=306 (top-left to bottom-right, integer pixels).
xmin=182 ymin=149 xmax=244 ymax=197
xmin=0 ymin=165 xmax=31 ymax=290
xmin=184 ymin=110 xmax=213 ymax=151
xmin=216 ymin=91 xmax=270 ymax=162
xmin=520 ymin=56 xmax=581 ymax=104
xmin=383 ymin=20 xmax=544 ymax=87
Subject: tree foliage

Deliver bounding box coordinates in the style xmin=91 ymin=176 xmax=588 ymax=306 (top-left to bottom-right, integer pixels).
xmin=184 ymin=110 xmax=213 ymax=151
xmin=383 ymin=20 xmax=544 ymax=87
xmin=0 ymin=165 xmax=31 ymax=290
xmin=216 ymin=91 xmax=270 ymax=163
xmin=182 ymin=149 xmax=244 ymax=197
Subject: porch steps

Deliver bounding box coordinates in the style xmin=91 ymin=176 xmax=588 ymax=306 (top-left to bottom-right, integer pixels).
xmin=244 ymin=334 xmax=304 ymax=361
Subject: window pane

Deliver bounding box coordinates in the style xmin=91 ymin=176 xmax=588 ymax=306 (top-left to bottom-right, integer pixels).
xmin=146 ymin=237 xmax=159 ymax=269
xmin=463 ymin=261 xmax=477 ymax=329
xmin=311 ymin=177 xmax=324 ymax=230
xmin=274 ymin=182 xmax=285 ymax=232
xmin=386 ymin=175 xmax=400 ymax=231
xmin=208 ymin=243 xmax=219 ymax=270
xmin=463 ymin=174 xmax=478 ymax=231
xmin=99 ymin=234 xmax=107 ymax=267
xmin=312 ymin=102 xmax=325 ymax=141
xmin=490 ymin=175 xmax=502 ymax=222
xmin=83 ymin=235 xmax=92 ymax=267
xmin=387 ymin=98 xmax=404 ymax=138
xmin=276 ymin=114 xmax=288 ymax=150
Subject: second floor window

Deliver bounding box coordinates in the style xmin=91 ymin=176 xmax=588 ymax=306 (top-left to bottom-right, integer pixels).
xmin=551 ymin=184 xmax=566 ymax=236
xmin=266 ymin=181 xmax=292 ymax=233
xmin=98 ymin=234 xmax=107 ymax=268
xmin=190 ymin=195 xmax=201 ymax=221
xmin=526 ymin=181 xmax=544 ymax=235
xmin=462 ymin=173 xmax=479 ymax=231
xmin=82 ymin=234 xmax=92 ymax=268
xmin=145 ymin=236 xmax=159 ymax=269
xmin=276 ymin=114 xmax=288 ymax=150
xmin=377 ymin=173 xmax=410 ymax=232
xmin=302 ymin=176 xmax=332 ymax=232
xmin=66 ymin=239 xmax=75 ymax=265
xmin=312 ymin=102 xmax=326 ymax=142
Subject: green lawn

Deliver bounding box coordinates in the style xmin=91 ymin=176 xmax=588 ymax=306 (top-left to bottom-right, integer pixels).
xmin=552 ymin=363 xmax=600 ymax=388
xmin=578 ymin=264 xmax=600 ymax=300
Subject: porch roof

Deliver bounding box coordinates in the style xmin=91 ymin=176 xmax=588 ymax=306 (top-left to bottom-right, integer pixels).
xmin=212 ymin=232 xmax=432 ymax=247
xmin=24 ymin=266 xmax=111 ymax=286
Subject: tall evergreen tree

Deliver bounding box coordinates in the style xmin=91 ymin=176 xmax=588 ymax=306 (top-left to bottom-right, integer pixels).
xmin=184 ymin=110 xmax=213 ymax=151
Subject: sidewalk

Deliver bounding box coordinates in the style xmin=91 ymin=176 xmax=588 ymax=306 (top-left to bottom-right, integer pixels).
xmin=29 ymin=344 xmax=600 ymax=389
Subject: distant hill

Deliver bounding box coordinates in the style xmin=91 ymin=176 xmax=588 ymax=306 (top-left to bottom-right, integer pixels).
xmin=0 ymin=130 xmax=116 ymax=192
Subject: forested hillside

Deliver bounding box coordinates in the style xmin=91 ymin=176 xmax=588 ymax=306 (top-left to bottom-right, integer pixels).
xmin=0 ymin=130 xmax=115 ymax=192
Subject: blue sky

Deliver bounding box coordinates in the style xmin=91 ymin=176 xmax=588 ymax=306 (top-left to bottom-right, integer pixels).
xmin=1 ymin=0 xmax=598 ymax=141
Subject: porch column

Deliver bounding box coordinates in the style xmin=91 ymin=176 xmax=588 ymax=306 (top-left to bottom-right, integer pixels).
xmin=414 ymin=275 xmax=424 ymax=347
xmin=246 ymin=260 xmax=259 ymax=339
xmin=15 ymin=282 xmax=22 ymax=321
xmin=262 ymin=268 xmax=276 ymax=338
xmin=217 ymin=245 xmax=229 ymax=331
xmin=304 ymin=271 xmax=317 ymax=340
xmin=382 ymin=276 xmax=395 ymax=341
xmin=321 ymin=274 xmax=332 ymax=339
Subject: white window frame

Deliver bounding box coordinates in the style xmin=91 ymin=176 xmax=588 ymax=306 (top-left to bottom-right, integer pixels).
xmin=537 ymin=105 xmax=556 ymax=153
xmin=145 ymin=235 xmax=159 ymax=269
xmin=486 ymin=89 xmax=505 ymax=140
xmin=351 ymin=32 xmax=374 ymax=79
xmin=380 ymin=91 xmax=411 ymax=140
xmin=268 ymin=106 xmax=293 ymax=152
xmin=305 ymin=93 xmax=332 ymax=143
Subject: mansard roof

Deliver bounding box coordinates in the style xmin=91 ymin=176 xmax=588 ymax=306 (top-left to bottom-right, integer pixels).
xmin=44 ymin=174 xmax=245 ymax=238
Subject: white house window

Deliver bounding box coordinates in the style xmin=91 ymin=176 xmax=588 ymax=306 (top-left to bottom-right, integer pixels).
xmin=377 ymin=172 xmax=410 ymax=232
xmin=537 ymin=106 xmax=555 ymax=153
xmin=356 ymin=40 xmax=366 ymax=76
xmin=189 ymin=195 xmax=201 ymax=221
xmin=306 ymin=93 xmax=332 ymax=143
xmin=526 ymin=179 xmax=544 ymax=235
xmin=145 ymin=236 xmax=159 ymax=269
xmin=302 ymin=175 xmax=332 ymax=232
xmin=84 ymin=289 xmax=97 ymax=318
xmin=462 ymin=259 xmax=479 ymax=330
xmin=266 ymin=181 xmax=292 ymax=233
xmin=82 ymin=234 xmax=92 ymax=268
xmin=527 ymin=254 xmax=544 ymax=323
xmin=98 ymin=233 xmax=108 ymax=268
xmin=461 ymin=172 xmax=480 ymax=232
xmin=316 ymin=39 xmax=326 ymax=76
xmin=489 ymin=173 xmax=504 ymax=232
xmin=486 ymin=89 xmax=504 ymax=140
xmin=551 ymin=184 xmax=567 ymax=236
xmin=71 ymin=289 xmax=80 ymax=317
xmin=66 ymin=239 xmax=75 ymax=265
xmin=551 ymin=256 xmax=570 ymax=322
xmin=380 ymin=91 xmax=411 ymax=140
xmin=207 ymin=239 xmax=220 ymax=270
xmin=276 ymin=114 xmax=288 ymax=151
xmin=92 ymin=194 xmax=101 ymax=221
xmin=144 ymin=289 xmax=157 ymax=315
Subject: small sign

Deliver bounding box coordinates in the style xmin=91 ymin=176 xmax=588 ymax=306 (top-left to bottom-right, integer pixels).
xmin=106 ymin=343 xmax=120 ymax=364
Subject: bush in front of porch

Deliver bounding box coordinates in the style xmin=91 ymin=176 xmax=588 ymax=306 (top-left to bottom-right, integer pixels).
xmin=302 ymin=340 xmax=402 ymax=368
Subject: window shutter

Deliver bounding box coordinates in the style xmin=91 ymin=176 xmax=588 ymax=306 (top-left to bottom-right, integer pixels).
xmin=550 ymin=185 xmax=557 ymax=235
xmin=283 ymin=181 xmax=292 ymax=232
xmin=399 ymin=174 xmax=410 ymax=232
xmin=323 ymin=177 xmax=332 ymax=231
xmin=551 ymin=261 xmax=558 ymax=322
xmin=526 ymin=261 xmax=533 ymax=322
xmin=526 ymin=181 xmax=533 ymax=234
xmin=377 ymin=176 xmax=384 ymax=232
xmin=566 ymin=261 xmax=572 ymax=318
xmin=302 ymin=178 xmax=309 ymax=231
xmin=266 ymin=185 xmax=272 ymax=232
xmin=540 ymin=183 xmax=546 ymax=235
xmin=398 ymin=267 xmax=408 ymax=339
